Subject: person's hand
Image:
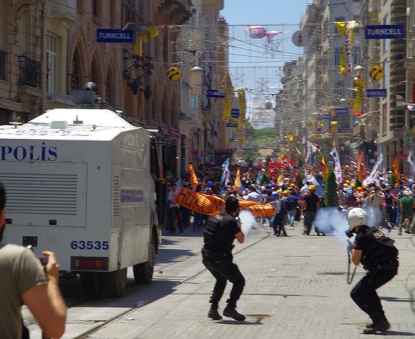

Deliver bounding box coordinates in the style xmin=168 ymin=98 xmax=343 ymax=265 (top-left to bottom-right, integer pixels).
xmin=42 ymin=251 xmax=60 ymax=282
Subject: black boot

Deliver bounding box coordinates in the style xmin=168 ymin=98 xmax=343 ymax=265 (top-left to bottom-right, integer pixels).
xmin=363 ymin=313 xmax=389 ymax=334
xmin=207 ymin=300 xmax=222 ymax=320
xmin=366 ymin=313 xmax=390 ymax=330
xmin=223 ymin=304 xmax=245 ymax=321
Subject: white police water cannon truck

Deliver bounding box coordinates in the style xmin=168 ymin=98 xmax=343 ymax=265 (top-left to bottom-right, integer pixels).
xmin=0 ymin=86 xmax=168 ymax=297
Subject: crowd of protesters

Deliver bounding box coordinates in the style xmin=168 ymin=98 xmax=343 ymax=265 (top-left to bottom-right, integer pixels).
xmin=165 ymin=160 xmax=415 ymax=237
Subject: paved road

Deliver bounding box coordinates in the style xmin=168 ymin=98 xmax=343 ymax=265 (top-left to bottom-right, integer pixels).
xmin=84 ymin=220 xmax=415 ymax=338
xmin=27 ymin=220 xmax=415 ymax=338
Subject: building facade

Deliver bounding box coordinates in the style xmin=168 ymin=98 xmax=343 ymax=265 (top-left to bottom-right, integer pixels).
xmin=0 ymin=0 xmax=229 ymax=181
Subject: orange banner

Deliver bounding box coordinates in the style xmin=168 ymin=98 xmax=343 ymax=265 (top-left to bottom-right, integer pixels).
xmin=174 ymin=187 xmax=224 ymax=216
xmin=174 ymin=187 xmax=275 ymax=218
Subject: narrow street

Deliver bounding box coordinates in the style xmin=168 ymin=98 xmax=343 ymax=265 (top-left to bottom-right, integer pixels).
xmin=25 ymin=221 xmax=415 ymax=339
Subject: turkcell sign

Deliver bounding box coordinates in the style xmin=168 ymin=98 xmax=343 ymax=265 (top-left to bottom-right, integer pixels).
xmin=231 ymin=109 xmax=240 ymax=118
xmin=366 ymin=89 xmax=387 ymax=97
xmin=334 ymin=108 xmax=349 ymax=115
xmin=207 ymin=89 xmax=225 ymax=98
xmin=365 ymin=25 xmax=405 ymax=39
xmin=96 ymin=29 xmax=133 ymax=43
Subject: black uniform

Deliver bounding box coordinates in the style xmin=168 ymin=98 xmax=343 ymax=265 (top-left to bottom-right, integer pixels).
xmin=202 ymin=212 xmax=245 ymax=308
xmin=350 ymin=226 xmax=398 ymax=320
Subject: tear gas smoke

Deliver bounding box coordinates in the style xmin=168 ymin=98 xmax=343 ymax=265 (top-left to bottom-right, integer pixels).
xmin=313 ymin=207 xmax=349 ymax=236
xmin=313 ymin=206 xmax=384 ymax=235
xmin=239 ymin=210 xmax=256 ymax=235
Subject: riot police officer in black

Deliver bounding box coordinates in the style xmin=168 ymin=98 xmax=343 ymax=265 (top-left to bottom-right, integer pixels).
xmin=202 ymin=196 xmax=246 ymax=321
xmin=347 ymin=208 xmax=399 ymax=334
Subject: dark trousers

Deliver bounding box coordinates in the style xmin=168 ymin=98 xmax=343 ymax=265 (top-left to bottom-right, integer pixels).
xmin=169 ymin=206 xmax=184 ymax=232
xmin=203 ymin=256 xmax=245 ymax=306
xmin=272 ymin=213 xmax=286 ymax=236
xmin=303 ymin=211 xmax=316 ymax=235
xmin=350 ymin=267 xmax=397 ymax=317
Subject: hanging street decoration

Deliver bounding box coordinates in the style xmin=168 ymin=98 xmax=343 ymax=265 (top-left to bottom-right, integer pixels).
xmin=369 ymin=65 xmax=384 ymax=80
xmin=334 ymin=21 xmax=357 ymax=76
xmin=167 ymin=66 xmax=181 ymax=81
xmin=247 ymin=26 xmax=287 ymax=42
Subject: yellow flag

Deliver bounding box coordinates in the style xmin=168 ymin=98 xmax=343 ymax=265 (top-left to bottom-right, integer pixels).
xmin=340 ymin=46 xmax=347 ymax=76
xmin=334 ymin=22 xmax=346 ymax=37
xmin=234 ymin=167 xmax=241 ymax=192
xmin=321 ymin=157 xmax=328 ymax=178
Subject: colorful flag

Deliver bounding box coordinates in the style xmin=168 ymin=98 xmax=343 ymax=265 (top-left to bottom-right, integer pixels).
xmin=234 ymin=167 xmax=241 ymax=192
xmin=187 ymin=163 xmax=199 ymax=188
xmin=363 ymin=153 xmax=383 ymax=186
xmin=392 ymin=157 xmax=400 ymax=181
xmin=321 ymin=156 xmax=328 ymax=178
xmin=330 ymin=148 xmax=342 ymax=183
xmin=357 ymin=152 xmax=366 ymax=182
xmin=221 ymin=158 xmax=230 ymax=186
xmin=408 ymin=152 xmax=415 ymax=178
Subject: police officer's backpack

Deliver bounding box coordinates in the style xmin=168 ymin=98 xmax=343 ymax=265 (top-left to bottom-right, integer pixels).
xmin=363 ymin=228 xmax=399 ymax=269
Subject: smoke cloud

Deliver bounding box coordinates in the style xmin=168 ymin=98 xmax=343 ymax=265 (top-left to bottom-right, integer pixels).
xmin=239 ymin=210 xmax=256 ymax=235
xmin=313 ymin=206 xmax=385 ymax=235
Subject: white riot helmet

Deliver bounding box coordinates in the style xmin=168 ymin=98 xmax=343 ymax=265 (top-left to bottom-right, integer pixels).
xmin=347 ymin=208 xmax=368 ymax=231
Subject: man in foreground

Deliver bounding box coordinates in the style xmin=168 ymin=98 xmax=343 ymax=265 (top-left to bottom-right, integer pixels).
xmin=0 ymin=182 xmax=67 ymax=338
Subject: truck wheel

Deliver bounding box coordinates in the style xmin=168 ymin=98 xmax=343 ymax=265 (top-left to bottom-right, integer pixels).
xmin=80 ymin=272 xmax=101 ymax=298
xmin=100 ymin=268 xmax=127 ymax=298
xmin=133 ymin=233 xmax=156 ymax=284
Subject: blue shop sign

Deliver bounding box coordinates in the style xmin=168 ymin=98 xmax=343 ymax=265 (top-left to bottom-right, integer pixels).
xmin=96 ymin=29 xmax=133 ymax=43
xmin=365 ymin=25 xmax=405 ymax=39
xmin=207 ymin=89 xmax=225 ymax=98
xmin=231 ymin=109 xmax=240 ymax=118
xmin=226 ymin=123 xmax=237 ymax=128
xmin=334 ymin=108 xmax=349 ymax=115
xmin=366 ymin=89 xmax=387 ymax=97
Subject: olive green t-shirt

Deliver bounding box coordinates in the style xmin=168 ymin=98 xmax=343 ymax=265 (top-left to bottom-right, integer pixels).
xmin=0 ymin=243 xmax=47 ymax=339
xmin=400 ymin=196 xmax=415 ymax=216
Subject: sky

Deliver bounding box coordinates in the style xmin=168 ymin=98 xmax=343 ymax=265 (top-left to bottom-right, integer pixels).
xmin=219 ymin=0 xmax=311 ymax=126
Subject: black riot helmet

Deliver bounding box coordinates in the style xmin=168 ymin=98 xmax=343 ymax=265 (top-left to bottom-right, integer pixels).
xmin=225 ymin=196 xmax=239 ymax=213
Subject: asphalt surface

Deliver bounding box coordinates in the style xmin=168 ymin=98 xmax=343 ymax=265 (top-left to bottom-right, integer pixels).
xmin=77 ymin=219 xmax=415 ymax=339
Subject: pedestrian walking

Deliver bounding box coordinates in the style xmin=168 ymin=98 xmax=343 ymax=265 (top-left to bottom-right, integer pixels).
xmin=168 ymin=184 xmax=184 ymax=233
xmin=301 ymin=185 xmax=321 ymax=235
xmin=346 ymin=208 xmax=399 ymax=334
xmin=398 ymin=190 xmax=415 ymax=235
xmin=202 ymin=197 xmax=246 ymax=321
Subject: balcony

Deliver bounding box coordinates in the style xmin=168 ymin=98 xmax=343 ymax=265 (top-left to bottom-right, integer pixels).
xmin=0 ymin=51 xmax=6 ymax=81
xmin=17 ymin=56 xmax=41 ymax=89
xmin=50 ymin=0 xmax=77 ymax=22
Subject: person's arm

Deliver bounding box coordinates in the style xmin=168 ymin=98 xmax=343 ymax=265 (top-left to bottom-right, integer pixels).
xmin=235 ymin=230 xmax=245 ymax=244
xmin=351 ymin=249 xmax=362 ymax=266
xmin=22 ymin=251 xmax=67 ymax=339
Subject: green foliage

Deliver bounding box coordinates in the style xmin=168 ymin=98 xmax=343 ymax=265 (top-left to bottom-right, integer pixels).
xmin=388 ymin=173 xmax=396 ymax=186
xmin=324 ymin=167 xmax=339 ymax=207
xmin=243 ymin=151 xmax=256 ymax=166
xmin=260 ymin=171 xmax=270 ymax=186
xmin=253 ymin=127 xmax=275 ymax=138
